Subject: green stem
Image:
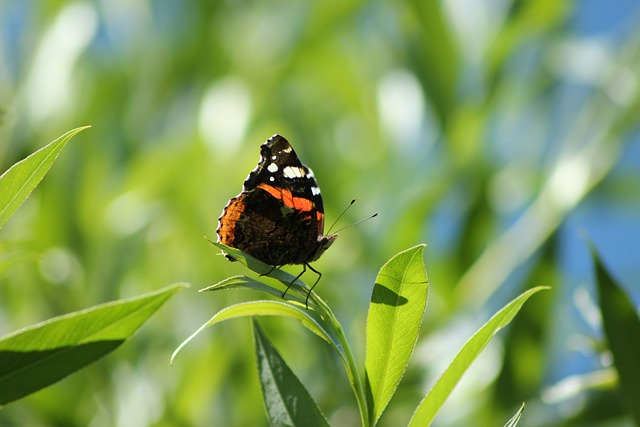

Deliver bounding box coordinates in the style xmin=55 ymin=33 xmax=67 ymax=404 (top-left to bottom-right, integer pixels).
xmin=310 ymin=292 xmax=370 ymax=427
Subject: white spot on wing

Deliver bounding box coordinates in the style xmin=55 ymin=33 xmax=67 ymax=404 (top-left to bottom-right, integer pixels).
xmin=282 ymin=146 xmax=292 ymax=153
xmin=311 ymin=186 xmax=321 ymax=196
xmin=283 ymin=166 xmax=305 ymax=179
xmin=267 ymin=163 xmax=278 ymax=173
xmin=269 ymin=176 xmax=275 ymax=182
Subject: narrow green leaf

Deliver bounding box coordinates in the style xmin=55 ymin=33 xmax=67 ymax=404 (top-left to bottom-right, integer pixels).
xmin=593 ymin=246 xmax=640 ymax=424
xmin=209 ymin=239 xmax=275 ymax=275
xmin=171 ymin=300 xmax=344 ymax=366
xmin=365 ymin=244 xmax=428 ymax=424
xmin=504 ymin=402 xmax=525 ymax=427
xmin=0 ymin=126 xmax=90 ymax=230
xmin=408 ymin=286 xmax=548 ymax=427
xmin=199 ymin=275 xmax=306 ymax=306
xmin=0 ymin=283 xmax=184 ymax=406
xmin=200 ymin=275 xmax=273 ymax=293
xmin=209 ymin=240 xmax=313 ymax=302
xmin=253 ymin=321 xmax=329 ymax=427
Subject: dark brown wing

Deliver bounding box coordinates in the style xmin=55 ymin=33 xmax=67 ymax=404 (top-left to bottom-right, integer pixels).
xmin=217 ymin=134 xmax=335 ymax=265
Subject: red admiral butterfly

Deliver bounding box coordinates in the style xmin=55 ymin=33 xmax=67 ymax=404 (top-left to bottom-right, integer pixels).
xmin=217 ymin=134 xmax=337 ymax=304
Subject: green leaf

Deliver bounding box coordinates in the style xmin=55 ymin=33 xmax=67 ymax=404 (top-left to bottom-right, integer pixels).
xmin=208 ymin=239 xmax=275 ymax=275
xmin=504 ymin=402 xmax=525 ymax=427
xmin=593 ymin=245 xmax=640 ymax=424
xmin=200 ymin=275 xmax=306 ymax=307
xmin=171 ymin=300 xmax=344 ymax=366
xmin=253 ymin=321 xmax=329 ymax=427
xmin=0 ymin=283 xmax=185 ymax=406
xmin=0 ymin=126 xmax=90 ymax=230
xmin=208 ymin=240 xmax=314 ymax=303
xmin=408 ymin=286 xmax=548 ymax=427
xmin=365 ymin=244 xmax=428 ymax=424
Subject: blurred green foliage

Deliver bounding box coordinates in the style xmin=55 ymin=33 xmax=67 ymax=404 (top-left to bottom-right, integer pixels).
xmin=1 ymin=1 xmax=640 ymax=426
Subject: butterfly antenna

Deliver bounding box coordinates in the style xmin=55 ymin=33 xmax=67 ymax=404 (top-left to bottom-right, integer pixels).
xmin=326 ymin=199 xmax=356 ymax=234
xmin=332 ymin=213 xmax=378 ymax=234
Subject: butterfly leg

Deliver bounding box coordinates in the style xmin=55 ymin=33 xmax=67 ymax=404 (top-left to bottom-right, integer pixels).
xmin=260 ymin=264 xmax=277 ymax=277
xmin=282 ymin=264 xmax=307 ymax=300
xmin=304 ymin=264 xmax=322 ymax=309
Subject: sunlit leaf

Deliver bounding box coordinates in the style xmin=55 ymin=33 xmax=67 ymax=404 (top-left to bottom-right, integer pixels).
xmin=253 ymin=321 xmax=329 ymax=427
xmin=209 ymin=240 xmax=313 ymax=302
xmin=199 ymin=275 xmax=307 ymax=307
xmin=0 ymin=283 xmax=185 ymax=406
xmin=0 ymin=126 xmax=90 ymax=230
xmin=504 ymin=402 xmax=525 ymax=427
xmin=408 ymin=286 xmax=548 ymax=426
xmin=365 ymin=244 xmax=428 ymax=424
xmin=208 ymin=239 xmax=275 ymax=276
xmin=171 ymin=300 xmax=343 ymax=366
xmin=593 ymin=245 xmax=640 ymax=425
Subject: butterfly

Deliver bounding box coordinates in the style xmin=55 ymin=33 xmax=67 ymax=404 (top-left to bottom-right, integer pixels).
xmin=217 ymin=134 xmax=336 ymax=305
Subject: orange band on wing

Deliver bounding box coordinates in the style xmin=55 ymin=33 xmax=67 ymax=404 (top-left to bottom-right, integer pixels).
xmin=257 ymin=183 xmax=314 ymax=212
xmin=218 ymin=196 xmax=246 ymax=245
xmin=316 ymin=211 xmax=324 ymax=234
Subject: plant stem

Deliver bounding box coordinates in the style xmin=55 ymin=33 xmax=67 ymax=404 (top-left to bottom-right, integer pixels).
xmin=310 ymin=292 xmax=370 ymax=427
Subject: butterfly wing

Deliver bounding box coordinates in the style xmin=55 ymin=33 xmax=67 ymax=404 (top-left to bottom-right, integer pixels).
xmin=217 ymin=135 xmax=334 ymax=265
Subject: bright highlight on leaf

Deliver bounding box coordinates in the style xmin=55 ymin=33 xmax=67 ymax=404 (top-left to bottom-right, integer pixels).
xmin=504 ymin=402 xmax=525 ymax=427
xmin=171 ymin=300 xmax=344 ymax=367
xmin=0 ymin=126 xmax=90 ymax=230
xmin=0 ymin=283 xmax=185 ymax=406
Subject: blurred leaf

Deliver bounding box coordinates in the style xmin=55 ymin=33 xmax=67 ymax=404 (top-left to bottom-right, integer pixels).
xmin=253 ymin=320 xmax=329 ymax=427
xmin=408 ymin=286 xmax=548 ymax=426
xmin=0 ymin=126 xmax=90 ymax=230
xmin=593 ymin=245 xmax=640 ymax=425
xmin=407 ymin=0 xmax=459 ymax=126
xmin=486 ymin=0 xmax=570 ymax=90
xmin=365 ymin=244 xmax=428 ymax=424
xmin=542 ymin=368 xmax=617 ymax=404
xmin=504 ymin=402 xmax=525 ymax=427
xmin=171 ymin=300 xmax=343 ymax=366
xmin=0 ymin=283 xmax=185 ymax=406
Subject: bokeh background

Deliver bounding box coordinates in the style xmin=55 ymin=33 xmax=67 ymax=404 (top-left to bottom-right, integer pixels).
xmin=1 ymin=1 xmax=640 ymax=426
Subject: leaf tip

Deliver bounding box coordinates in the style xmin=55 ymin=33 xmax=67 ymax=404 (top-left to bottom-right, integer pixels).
xmin=169 ymin=349 xmax=179 ymax=366
xmin=166 ymin=282 xmax=191 ymax=293
xmin=170 ymin=338 xmax=191 ymax=366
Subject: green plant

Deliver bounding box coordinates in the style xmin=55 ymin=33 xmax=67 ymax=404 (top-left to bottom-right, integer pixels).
xmin=592 ymin=244 xmax=640 ymax=425
xmin=173 ymin=242 xmax=547 ymax=426
xmin=0 ymin=128 xmax=184 ymax=406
